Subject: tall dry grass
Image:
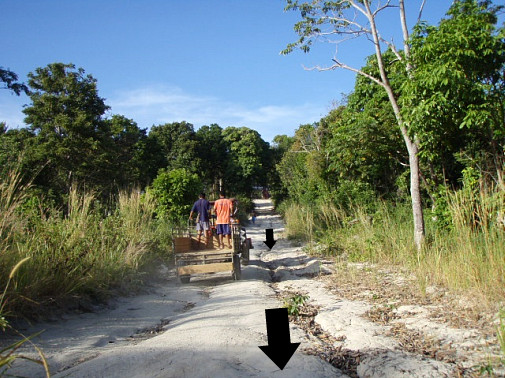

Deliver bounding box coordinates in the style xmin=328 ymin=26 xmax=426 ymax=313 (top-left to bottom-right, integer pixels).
xmin=0 ymin=171 xmax=170 ymax=320
xmin=281 ymin=185 xmax=505 ymax=305
xmin=419 ymin=186 xmax=505 ymax=302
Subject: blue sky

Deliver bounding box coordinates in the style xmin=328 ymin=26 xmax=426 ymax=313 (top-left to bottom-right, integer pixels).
xmin=2 ymin=0 xmax=457 ymax=142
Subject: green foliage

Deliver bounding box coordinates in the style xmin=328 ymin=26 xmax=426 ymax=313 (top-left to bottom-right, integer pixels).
xmin=0 ymin=127 xmax=35 ymax=179
xmin=1 ymin=63 xmax=269 ymax=208
xmin=222 ymin=126 xmax=270 ymax=196
xmin=281 ymin=0 xmax=353 ymax=55
xmin=0 ymin=67 xmax=29 ymax=96
xmin=430 ymin=185 xmax=453 ymax=230
xmin=149 ymin=121 xmax=200 ymax=173
xmin=284 ymin=293 xmax=309 ymax=317
xmin=432 ymin=166 xmax=505 ymax=231
xmin=0 ymin=169 xmax=170 ymax=319
xmin=21 ymin=63 xmax=111 ymax=200
xmin=328 ymin=180 xmax=377 ymax=213
xmin=275 ymin=123 xmax=330 ymax=205
xmin=325 ymin=106 xmax=404 ymax=197
xmin=276 ymin=0 xmax=505 ymax=236
xmin=268 ymin=135 xmax=295 ymax=204
xmin=105 ymin=115 xmax=152 ymax=187
xmin=404 ymin=0 xmax=505 ymax=188
xmin=149 ymin=168 xmax=202 ymax=222
xmin=195 ymin=124 xmax=228 ymax=191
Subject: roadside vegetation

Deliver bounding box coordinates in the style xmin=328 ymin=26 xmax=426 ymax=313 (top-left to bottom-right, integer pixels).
xmin=1 ymin=0 xmax=504 ymax=371
xmin=279 ymin=187 xmax=505 ymax=304
xmin=0 ymin=170 xmax=166 ymax=319
xmin=1 ymin=258 xmax=49 ymax=377
xmin=273 ymin=0 xmax=505 ymax=310
xmin=0 ymin=67 xmax=266 ymax=322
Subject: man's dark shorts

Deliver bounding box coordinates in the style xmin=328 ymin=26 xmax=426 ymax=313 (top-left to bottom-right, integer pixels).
xmin=216 ymin=224 xmax=231 ymax=235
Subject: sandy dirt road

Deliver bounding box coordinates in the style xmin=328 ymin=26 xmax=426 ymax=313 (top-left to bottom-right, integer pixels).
xmin=4 ymin=199 xmax=501 ymax=377
xmin=5 ymin=200 xmax=343 ymax=377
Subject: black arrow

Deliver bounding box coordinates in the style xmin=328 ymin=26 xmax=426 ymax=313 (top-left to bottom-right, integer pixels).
xmin=263 ymin=228 xmax=276 ymax=250
xmin=259 ymin=308 xmax=300 ymax=370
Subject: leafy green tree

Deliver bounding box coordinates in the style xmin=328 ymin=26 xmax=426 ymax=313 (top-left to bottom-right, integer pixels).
xmin=1 ymin=67 xmax=31 ymax=178
xmin=0 ymin=67 xmax=28 ymax=95
xmin=324 ymin=54 xmax=406 ymax=197
xmin=276 ymin=123 xmax=330 ymax=204
xmin=195 ymin=124 xmax=228 ymax=193
xmin=277 ymin=147 xmax=317 ymax=204
xmin=105 ymin=115 xmax=153 ymax=187
xmin=0 ymin=125 xmax=36 ymax=178
xmin=22 ymin=63 xmax=111 ymax=199
xmin=149 ymin=121 xmax=200 ymax=173
xmin=283 ymin=0 xmax=429 ymax=249
xmin=222 ymin=126 xmax=270 ymax=196
xmin=268 ymin=134 xmax=295 ymax=202
xmin=404 ymin=0 xmax=505 ymax=187
xmin=140 ymin=132 xmax=167 ymax=185
xmin=149 ymin=168 xmax=202 ymax=222
xmin=271 ymin=135 xmax=294 ymax=157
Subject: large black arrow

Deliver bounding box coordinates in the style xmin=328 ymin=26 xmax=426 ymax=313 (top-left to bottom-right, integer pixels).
xmin=259 ymin=308 xmax=300 ymax=370
xmin=263 ymin=228 xmax=276 ymax=250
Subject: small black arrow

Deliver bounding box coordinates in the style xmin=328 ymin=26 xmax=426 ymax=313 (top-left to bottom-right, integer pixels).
xmin=259 ymin=308 xmax=300 ymax=370
xmin=263 ymin=228 xmax=276 ymax=249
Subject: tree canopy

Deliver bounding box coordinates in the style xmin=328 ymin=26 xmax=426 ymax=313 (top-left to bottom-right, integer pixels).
xmin=281 ymin=0 xmax=505 ymax=249
xmin=0 ymin=62 xmax=272 ymax=219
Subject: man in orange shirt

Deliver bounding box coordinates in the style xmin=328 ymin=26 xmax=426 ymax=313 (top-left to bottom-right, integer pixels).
xmin=214 ymin=191 xmax=233 ymax=249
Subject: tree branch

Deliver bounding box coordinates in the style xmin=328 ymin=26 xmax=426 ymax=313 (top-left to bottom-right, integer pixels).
xmin=399 ymin=0 xmax=413 ymax=73
xmin=372 ymin=1 xmax=396 ymax=17
xmin=349 ymin=0 xmax=368 ymax=18
xmin=325 ymin=58 xmax=386 ymax=88
xmin=417 ymin=0 xmax=427 ymax=24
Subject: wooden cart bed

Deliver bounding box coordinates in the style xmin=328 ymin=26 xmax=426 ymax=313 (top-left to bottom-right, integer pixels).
xmin=173 ymin=224 xmax=249 ymax=283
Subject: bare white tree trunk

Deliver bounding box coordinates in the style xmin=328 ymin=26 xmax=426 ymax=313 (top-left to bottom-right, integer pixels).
xmin=399 ymin=0 xmax=425 ymax=250
xmin=408 ymin=141 xmax=425 ymax=249
xmin=365 ymin=0 xmax=425 ymax=250
xmin=287 ymin=0 xmax=427 ymax=250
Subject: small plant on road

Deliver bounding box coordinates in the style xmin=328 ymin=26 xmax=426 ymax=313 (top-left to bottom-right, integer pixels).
xmin=284 ymin=293 xmax=309 ymax=317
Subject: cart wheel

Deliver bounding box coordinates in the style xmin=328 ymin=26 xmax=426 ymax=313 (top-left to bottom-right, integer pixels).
xmin=180 ymin=275 xmax=191 ymax=284
xmin=232 ymin=254 xmax=241 ymax=280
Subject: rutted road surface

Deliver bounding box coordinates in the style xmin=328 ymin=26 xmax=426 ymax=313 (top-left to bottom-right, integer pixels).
xmin=6 ymin=199 xmax=492 ymax=377
xmin=6 ymin=200 xmax=340 ymax=377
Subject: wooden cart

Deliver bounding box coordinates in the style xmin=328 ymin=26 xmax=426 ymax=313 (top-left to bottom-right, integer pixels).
xmin=173 ymin=222 xmax=250 ymax=284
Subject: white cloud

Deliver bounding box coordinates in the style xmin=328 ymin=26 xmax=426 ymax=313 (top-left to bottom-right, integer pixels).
xmin=0 ymin=85 xmax=329 ymax=142
xmin=108 ymin=85 xmax=326 ymax=142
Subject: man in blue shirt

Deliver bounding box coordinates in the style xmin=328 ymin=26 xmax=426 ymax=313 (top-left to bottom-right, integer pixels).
xmin=189 ymin=193 xmax=211 ymax=248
